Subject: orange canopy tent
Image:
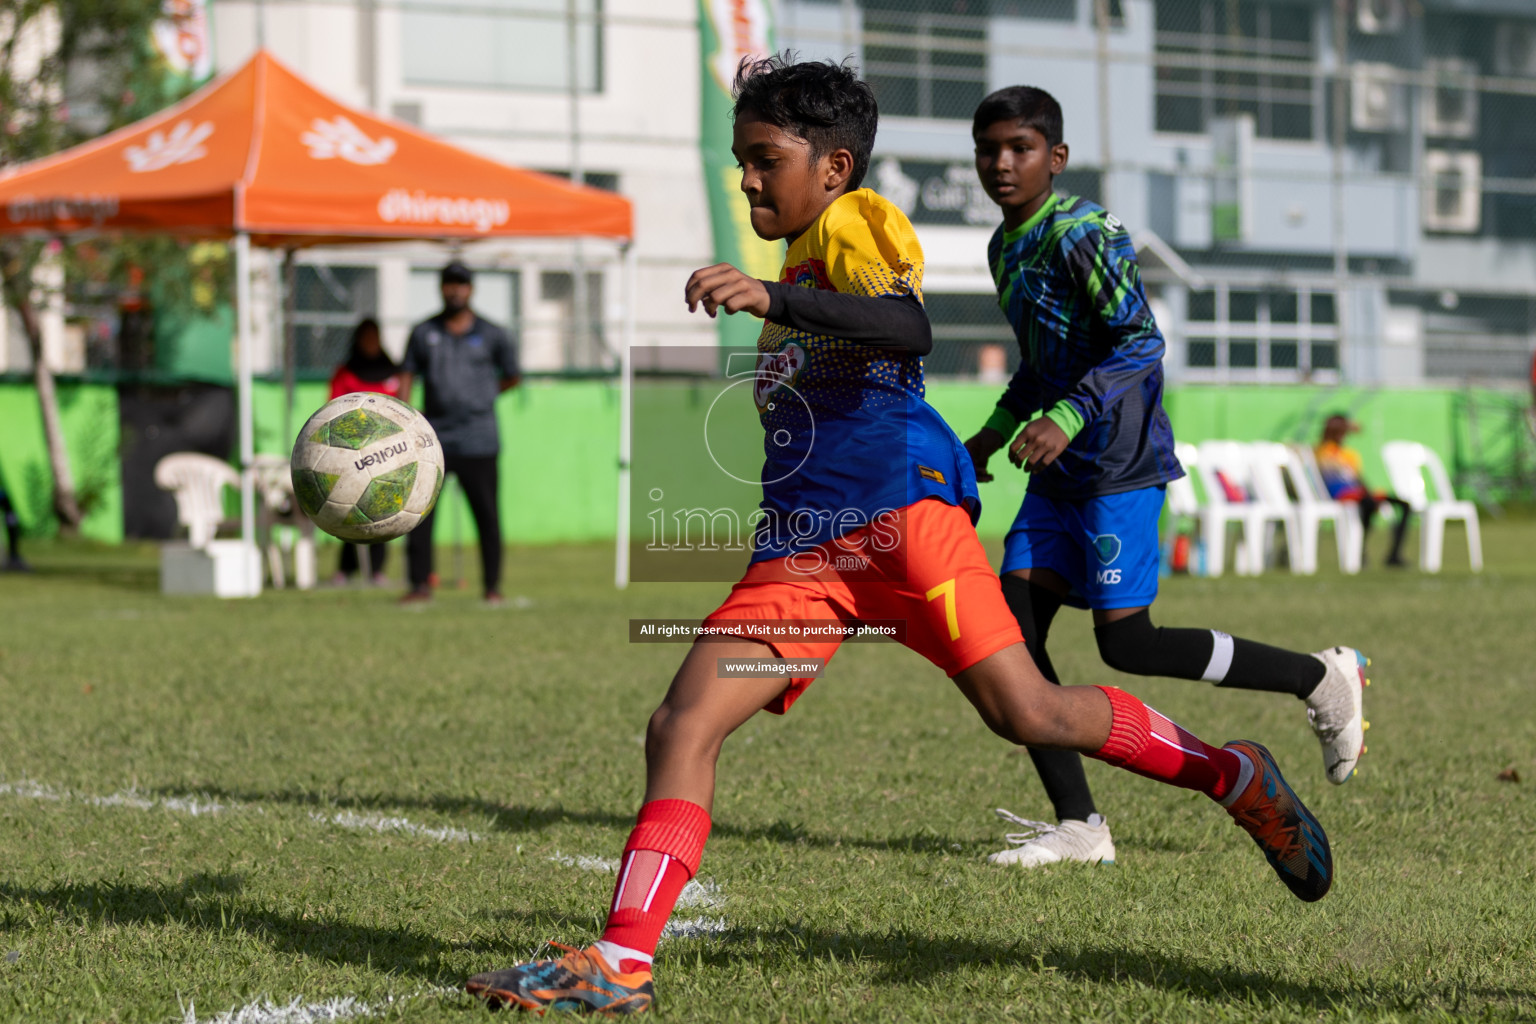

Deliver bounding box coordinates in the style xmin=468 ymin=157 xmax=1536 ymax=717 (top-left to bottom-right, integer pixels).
xmin=0 ymin=49 xmax=632 ymax=243
xmin=0 ymin=50 xmax=636 ymax=593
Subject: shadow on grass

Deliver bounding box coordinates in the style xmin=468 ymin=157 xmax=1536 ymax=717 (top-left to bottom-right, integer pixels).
xmin=148 ymin=786 xmax=971 ymax=854
xmin=9 ymin=878 xmax=1525 ymax=1014
xmin=480 ymin=910 xmax=1530 ymax=1013
xmin=0 ymin=872 xmax=450 ymax=983
xmin=5 ymin=561 xmax=159 ymax=593
xmin=705 ymin=922 xmax=1527 ymax=1014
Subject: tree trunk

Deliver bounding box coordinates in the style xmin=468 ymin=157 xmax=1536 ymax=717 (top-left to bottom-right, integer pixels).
xmin=1 ymin=257 xmax=82 ymax=534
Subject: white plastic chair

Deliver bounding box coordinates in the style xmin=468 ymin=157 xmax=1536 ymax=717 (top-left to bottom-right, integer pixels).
xmin=1194 ymin=440 xmax=1270 ymax=576
xmin=1167 ymin=442 xmax=1201 ymax=518
xmin=1381 ymin=441 xmax=1483 ymax=572
xmin=1286 ymin=443 xmax=1363 ymax=574
xmin=252 ymin=454 xmax=318 ymax=590
xmin=1242 ymin=442 xmax=1306 ymax=573
xmin=153 ymin=452 xmax=240 ymax=548
xmin=1161 ymin=442 xmax=1202 ymax=573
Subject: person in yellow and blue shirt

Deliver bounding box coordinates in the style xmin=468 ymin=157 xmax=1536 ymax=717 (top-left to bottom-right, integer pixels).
xmin=964 ymin=85 xmax=1372 ymax=871
xmin=464 ymin=59 xmax=1335 ymax=1016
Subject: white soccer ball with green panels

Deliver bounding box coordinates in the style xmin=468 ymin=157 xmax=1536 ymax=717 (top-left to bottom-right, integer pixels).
xmin=290 ymin=393 xmax=445 ymax=543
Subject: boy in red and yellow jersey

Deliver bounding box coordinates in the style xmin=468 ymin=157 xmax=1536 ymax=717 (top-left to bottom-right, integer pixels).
xmin=464 ymin=56 xmax=1333 ymax=1016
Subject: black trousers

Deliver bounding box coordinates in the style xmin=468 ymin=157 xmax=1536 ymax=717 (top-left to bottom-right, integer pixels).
xmin=338 ymin=541 xmax=387 ymax=577
xmin=0 ymin=486 xmax=19 ymax=562
xmin=1358 ymin=492 xmax=1413 ymax=564
xmin=407 ymin=454 xmax=502 ymax=596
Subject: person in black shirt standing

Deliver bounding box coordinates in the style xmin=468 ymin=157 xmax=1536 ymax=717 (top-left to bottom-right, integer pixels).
xmin=398 ymin=262 xmax=520 ymax=605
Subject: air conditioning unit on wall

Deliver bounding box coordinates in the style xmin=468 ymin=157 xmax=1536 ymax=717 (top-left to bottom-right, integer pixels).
xmin=1351 ymin=64 xmax=1407 ymax=132
xmin=1422 ymin=150 xmax=1481 ymax=234
xmin=1422 ymin=59 xmax=1478 ymax=139
xmin=1356 ymin=0 xmax=1405 ymax=35
xmin=1495 ymin=20 xmax=1536 ymax=77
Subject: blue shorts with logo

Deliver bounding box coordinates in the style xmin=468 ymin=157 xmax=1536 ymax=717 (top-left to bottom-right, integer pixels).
xmin=1000 ymin=485 xmax=1165 ymax=610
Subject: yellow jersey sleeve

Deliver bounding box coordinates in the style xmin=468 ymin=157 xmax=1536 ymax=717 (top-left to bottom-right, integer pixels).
xmin=816 ymin=189 xmax=924 ymax=302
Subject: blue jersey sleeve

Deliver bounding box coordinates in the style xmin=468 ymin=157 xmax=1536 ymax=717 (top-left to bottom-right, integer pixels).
xmin=1057 ymin=216 xmax=1165 ymax=430
xmin=993 ymin=357 xmax=1039 ymax=428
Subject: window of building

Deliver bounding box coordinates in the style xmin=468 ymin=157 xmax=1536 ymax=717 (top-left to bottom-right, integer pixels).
xmin=864 ymin=1 xmax=987 ymax=121
xmin=1153 ymin=0 xmax=1318 ymax=140
xmin=923 ymin=292 xmax=1016 ymax=377
xmin=1091 ymin=0 xmax=1126 ymax=27
xmin=991 ymin=0 xmax=1076 ymax=20
xmin=536 ymin=269 xmax=607 ymax=370
xmin=293 ymin=265 xmax=378 ymax=373
xmin=540 ymin=170 xmax=621 ymax=193
xmin=1182 ymin=284 xmax=1338 ymax=381
xmin=407 ymin=268 xmax=520 ymax=336
xmin=402 ymin=0 xmax=602 ymax=93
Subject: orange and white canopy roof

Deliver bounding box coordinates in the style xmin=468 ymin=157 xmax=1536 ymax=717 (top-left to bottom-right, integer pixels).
xmin=0 ymin=50 xmax=631 ymax=245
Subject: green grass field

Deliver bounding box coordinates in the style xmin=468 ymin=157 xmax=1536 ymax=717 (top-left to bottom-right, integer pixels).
xmin=0 ymin=521 xmax=1532 ymax=1023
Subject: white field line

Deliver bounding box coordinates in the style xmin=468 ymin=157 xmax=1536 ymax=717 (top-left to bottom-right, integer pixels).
xmin=675 ymin=878 xmax=723 ymax=908
xmin=0 ymin=779 xmax=478 ymax=843
xmin=662 ymin=915 xmax=731 ymax=939
xmin=667 ymin=878 xmax=726 ymax=937
xmin=312 ymin=810 xmax=482 ymax=843
xmin=548 ymin=851 xmax=620 ymax=872
xmin=547 ymin=853 xmax=728 ymax=938
xmin=178 ymin=987 xmax=454 ymax=1024
xmin=0 ymin=780 xmax=232 ymax=816
xmin=545 ymin=852 xmax=721 ymax=909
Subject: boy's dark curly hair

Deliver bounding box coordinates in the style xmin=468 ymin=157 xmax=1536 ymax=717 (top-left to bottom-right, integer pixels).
xmin=732 ymin=53 xmax=878 ymax=192
xmin=972 ymin=85 xmax=1064 ymax=148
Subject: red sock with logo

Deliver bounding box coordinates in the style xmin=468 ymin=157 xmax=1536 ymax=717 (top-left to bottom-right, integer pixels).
xmin=1088 ymin=685 xmax=1245 ymax=801
xmin=596 ymin=799 xmax=711 ymax=974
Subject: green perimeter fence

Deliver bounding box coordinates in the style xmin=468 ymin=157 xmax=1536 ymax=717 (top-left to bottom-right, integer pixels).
xmin=1 ymin=377 xmax=1532 ymax=545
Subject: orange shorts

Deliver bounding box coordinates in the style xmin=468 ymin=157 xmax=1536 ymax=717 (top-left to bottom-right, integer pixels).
xmin=702 ymin=498 xmax=1024 ymax=714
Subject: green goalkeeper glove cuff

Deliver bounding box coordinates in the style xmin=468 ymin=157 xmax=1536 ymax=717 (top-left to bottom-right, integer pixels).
xmin=1042 ymin=400 xmax=1085 ymax=442
xmin=983 ymin=406 xmax=1021 ymax=439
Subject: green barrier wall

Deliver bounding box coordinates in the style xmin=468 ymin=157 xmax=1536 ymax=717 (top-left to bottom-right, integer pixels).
xmin=259 ymin=380 xmax=623 ymax=547
xmin=1 ymin=378 xmax=1530 ymax=542
xmin=0 ymin=382 xmax=123 ymax=542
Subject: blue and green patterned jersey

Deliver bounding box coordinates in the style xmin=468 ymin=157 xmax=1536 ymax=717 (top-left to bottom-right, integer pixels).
xmin=985 ymin=193 xmax=1183 ymax=501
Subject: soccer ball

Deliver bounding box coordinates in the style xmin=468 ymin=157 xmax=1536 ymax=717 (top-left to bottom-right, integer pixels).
xmin=290 ymin=393 xmax=445 ymax=542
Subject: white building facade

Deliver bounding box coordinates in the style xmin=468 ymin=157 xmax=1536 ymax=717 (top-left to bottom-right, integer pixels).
xmin=207 ymin=0 xmax=717 ymax=378
xmin=780 ymin=0 xmax=1536 ymax=388
xmin=7 ymin=0 xmax=1535 ymax=389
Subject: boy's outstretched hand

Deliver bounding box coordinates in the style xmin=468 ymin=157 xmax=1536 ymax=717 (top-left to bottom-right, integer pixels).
xmin=685 ymin=263 xmax=771 ymax=319
xmin=963 ymin=428 xmax=1006 ymax=482
xmin=1009 ymin=417 xmax=1069 ymax=472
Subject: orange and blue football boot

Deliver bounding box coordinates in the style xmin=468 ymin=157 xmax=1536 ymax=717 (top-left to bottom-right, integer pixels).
xmin=466 ymin=943 xmax=654 ymax=1015
xmin=1222 ymin=740 xmax=1333 ymax=903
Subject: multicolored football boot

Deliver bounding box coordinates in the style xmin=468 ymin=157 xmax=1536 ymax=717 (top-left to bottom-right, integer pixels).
xmin=1222 ymin=740 xmax=1333 ymax=903
xmin=466 ymin=943 xmax=653 ymax=1014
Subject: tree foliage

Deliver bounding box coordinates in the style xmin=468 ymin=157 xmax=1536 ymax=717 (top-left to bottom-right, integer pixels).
xmin=0 ymin=0 xmax=224 ymax=531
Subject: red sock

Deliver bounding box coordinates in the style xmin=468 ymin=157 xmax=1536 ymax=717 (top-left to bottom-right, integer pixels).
xmin=599 ymin=799 xmax=711 ymax=971
xmin=1089 ymin=686 xmax=1245 ymax=801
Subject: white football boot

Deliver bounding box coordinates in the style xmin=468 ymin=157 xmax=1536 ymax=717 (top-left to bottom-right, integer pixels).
xmin=1307 ymin=647 xmax=1371 ymax=784
xmin=986 ymin=809 xmax=1116 ymax=868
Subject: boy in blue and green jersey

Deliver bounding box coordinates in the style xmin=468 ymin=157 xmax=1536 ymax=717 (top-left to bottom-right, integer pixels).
xmin=964 ymin=86 xmax=1372 ymax=869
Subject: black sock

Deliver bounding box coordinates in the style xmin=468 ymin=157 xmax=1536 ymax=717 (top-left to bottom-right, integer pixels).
xmin=1093 ymin=610 xmax=1326 ymax=699
xmin=999 ymin=576 xmax=1098 ymax=822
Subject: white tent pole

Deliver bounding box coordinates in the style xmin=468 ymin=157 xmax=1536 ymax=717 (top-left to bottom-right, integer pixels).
xmin=614 ymin=240 xmax=636 ymax=589
xmin=235 ymin=231 xmax=258 ymax=595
